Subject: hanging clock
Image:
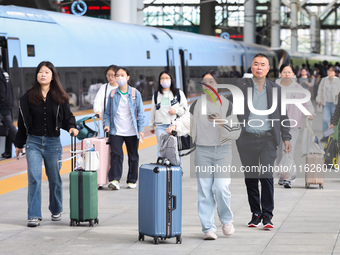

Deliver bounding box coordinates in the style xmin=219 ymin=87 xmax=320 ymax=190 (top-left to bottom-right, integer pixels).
xmin=71 ymin=0 xmax=87 ymax=16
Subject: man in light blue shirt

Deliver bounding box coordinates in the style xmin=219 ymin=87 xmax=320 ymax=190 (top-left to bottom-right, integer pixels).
xmin=236 ymin=53 xmax=292 ymax=229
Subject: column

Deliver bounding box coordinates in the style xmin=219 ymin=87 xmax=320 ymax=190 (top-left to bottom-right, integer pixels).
xmin=290 ymin=0 xmax=298 ymax=53
xmin=271 ymin=0 xmax=281 ymax=48
xmin=244 ymin=0 xmax=255 ymax=44
xmin=310 ymin=14 xmax=321 ymax=53
xmin=199 ymin=0 xmax=215 ymax=36
xmin=111 ymin=0 xmax=131 ymax=23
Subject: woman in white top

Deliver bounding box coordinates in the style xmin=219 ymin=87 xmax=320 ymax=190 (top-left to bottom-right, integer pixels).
xmin=93 ymin=65 xmax=118 ymax=119
xmin=316 ymin=66 xmax=340 ymax=142
xmin=275 ymin=64 xmax=315 ymax=188
xmin=149 ymin=71 xmax=187 ymax=156
xmin=166 ymin=70 xmax=241 ymax=240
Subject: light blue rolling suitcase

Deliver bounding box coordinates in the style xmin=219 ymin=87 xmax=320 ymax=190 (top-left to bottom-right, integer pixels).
xmin=138 ymin=158 xmax=182 ymax=244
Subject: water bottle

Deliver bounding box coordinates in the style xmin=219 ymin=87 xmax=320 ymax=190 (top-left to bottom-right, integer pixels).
xmin=76 ymin=154 xmax=84 ymax=170
xmin=86 ymin=140 xmax=95 ymax=151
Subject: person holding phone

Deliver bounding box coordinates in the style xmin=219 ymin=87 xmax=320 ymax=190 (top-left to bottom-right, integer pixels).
xmin=166 ymin=70 xmax=241 ymax=240
xmin=149 ymin=71 xmax=187 ymax=156
xmin=275 ymin=64 xmax=315 ymax=188
xmin=14 ymin=61 xmax=78 ymax=227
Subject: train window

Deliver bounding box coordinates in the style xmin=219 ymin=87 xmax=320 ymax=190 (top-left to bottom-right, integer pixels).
xmin=146 ymin=51 xmax=150 ymax=59
xmin=27 ymin=45 xmax=35 ymax=57
xmin=151 ymin=34 xmax=159 ymax=42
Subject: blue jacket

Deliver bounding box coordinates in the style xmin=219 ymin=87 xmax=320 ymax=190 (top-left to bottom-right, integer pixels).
xmin=103 ymin=86 xmax=145 ymax=138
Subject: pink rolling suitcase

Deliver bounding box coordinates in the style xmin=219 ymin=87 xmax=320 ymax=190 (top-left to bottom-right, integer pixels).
xmin=83 ymin=137 xmax=110 ymax=189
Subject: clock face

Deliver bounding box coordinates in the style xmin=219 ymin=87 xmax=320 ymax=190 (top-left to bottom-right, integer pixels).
xmin=71 ymin=1 xmax=87 ymax=16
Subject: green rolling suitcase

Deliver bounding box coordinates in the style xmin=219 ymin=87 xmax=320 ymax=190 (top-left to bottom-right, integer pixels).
xmin=69 ymin=136 xmax=99 ymax=227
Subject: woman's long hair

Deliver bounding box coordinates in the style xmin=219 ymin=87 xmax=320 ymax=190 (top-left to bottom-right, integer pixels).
xmin=28 ymin=61 xmax=69 ymax=105
xmin=157 ymin=71 xmax=177 ymax=96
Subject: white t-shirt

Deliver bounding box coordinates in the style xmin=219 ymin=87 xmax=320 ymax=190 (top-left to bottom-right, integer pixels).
xmin=159 ymin=91 xmax=172 ymax=124
xmin=196 ymin=100 xmax=221 ymax=146
xmin=114 ymin=93 xmax=137 ymax=136
xmin=325 ymin=80 xmax=333 ymax=103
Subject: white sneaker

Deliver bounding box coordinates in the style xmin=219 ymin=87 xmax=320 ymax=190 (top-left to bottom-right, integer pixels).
xmin=204 ymin=231 xmax=218 ymax=240
xmin=222 ymin=222 xmax=235 ymax=236
xmin=127 ymin=183 xmax=137 ymax=189
xmin=27 ymin=218 xmax=41 ymax=227
xmin=51 ymin=213 xmax=62 ymax=221
xmin=108 ymin=180 xmax=120 ymax=190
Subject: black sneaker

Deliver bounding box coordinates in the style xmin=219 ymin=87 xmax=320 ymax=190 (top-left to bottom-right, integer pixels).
xmin=320 ymin=136 xmax=328 ymax=143
xmin=284 ymin=180 xmax=292 ymax=188
xmin=248 ymin=213 xmax=262 ymax=227
xmin=262 ymin=216 xmax=274 ymax=229
xmin=1 ymin=153 xmax=11 ymax=159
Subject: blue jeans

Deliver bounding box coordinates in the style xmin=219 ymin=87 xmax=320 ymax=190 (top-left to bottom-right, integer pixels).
xmin=156 ymin=124 xmax=170 ymax=157
xmin=195 ymin=144 xmax=233 ymax=233
xmin=323 ymin=102 xmax=336 ymax=133
xmin=26 ymin=135 xmax=63 ymax=219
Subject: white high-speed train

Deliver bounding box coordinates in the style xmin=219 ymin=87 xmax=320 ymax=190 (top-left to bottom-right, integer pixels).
xmin=1 ymin=5 xmax=339 ymax=146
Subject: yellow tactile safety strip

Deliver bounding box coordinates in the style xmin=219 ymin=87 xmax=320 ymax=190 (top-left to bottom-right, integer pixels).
xmin=0 ymin=136 xmax=157 ymax=196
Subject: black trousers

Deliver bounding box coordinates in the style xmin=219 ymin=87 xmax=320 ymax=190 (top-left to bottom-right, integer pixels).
xmin=1 ymin=113 xmax=17 ymax=155
xmin=109 ymin=135 xmax=139 ymax=184
xmin=236 ymin=134 xmax=277 ymax=218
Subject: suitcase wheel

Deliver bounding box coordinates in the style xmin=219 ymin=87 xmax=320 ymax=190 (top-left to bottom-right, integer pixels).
xmin=70 ymin=220 xmax=77 ymax=227
xmin=176 ymin=236 xmax=182 ymax=244
xmin=153 ymin=237 xmax=159 ymax=245
xmin=138 ymin=233 xmax=144 ymax=241
xmin=89 ymin=220 xmax=95 ymax=227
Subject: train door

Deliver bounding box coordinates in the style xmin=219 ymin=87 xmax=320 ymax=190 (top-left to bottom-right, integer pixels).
xmin=167 ymin=48 xmax=176 ymax=78
xmin=7 ymin=38 xmax=24 ymax=119
xmin=179 ymin=49 xmax=190 ymax=96
xmin=0 ymin=37 xmax=9 ymax=71
xmin=0 ymin=37 xmax=8 ymax=155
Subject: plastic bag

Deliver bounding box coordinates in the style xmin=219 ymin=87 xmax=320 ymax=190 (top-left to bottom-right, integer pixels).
xmin=316 ymin=104 xmax=323 ymax=113
xmin=277 ymin=153 xmax=295 ymax=180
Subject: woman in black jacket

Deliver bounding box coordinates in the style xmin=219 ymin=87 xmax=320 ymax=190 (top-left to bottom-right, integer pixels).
xmin=15 ymin=61 xmax=79 ymax=227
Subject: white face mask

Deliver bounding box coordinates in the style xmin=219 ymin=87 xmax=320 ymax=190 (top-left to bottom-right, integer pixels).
xmin=160 ymin=80 xmax=171 ymax=88
xmin=116 ymin=77 xmax=127 ymax=87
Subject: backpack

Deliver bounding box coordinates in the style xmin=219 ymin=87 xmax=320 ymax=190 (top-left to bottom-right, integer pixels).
xmin=159 ymin=133 xmax=180 ymax=166
xmin=324 ymin=136 xmax=338 ymax=169
xmin=76 ymin=115 xmax=98 ymax=140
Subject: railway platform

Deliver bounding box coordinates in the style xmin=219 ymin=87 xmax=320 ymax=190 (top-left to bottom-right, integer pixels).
xmin=0 ymin=109 xmax=340 ymax=255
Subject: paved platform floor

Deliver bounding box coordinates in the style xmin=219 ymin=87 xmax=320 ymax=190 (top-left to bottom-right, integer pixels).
xmin=1 ymin=107 xmax=340 ymax=255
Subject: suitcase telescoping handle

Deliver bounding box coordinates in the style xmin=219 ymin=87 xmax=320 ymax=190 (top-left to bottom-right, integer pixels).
xmin=70 ymin=132 xmax=76 ymax=172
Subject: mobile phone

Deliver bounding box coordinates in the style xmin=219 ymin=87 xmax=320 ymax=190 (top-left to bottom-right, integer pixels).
xmin=17 ymin=152 xmax=26 ymax=160
xmin=208 ymin=113 xmax=217 ymax=119
xmin=323 ymin=127 xmax=335 ymax=137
